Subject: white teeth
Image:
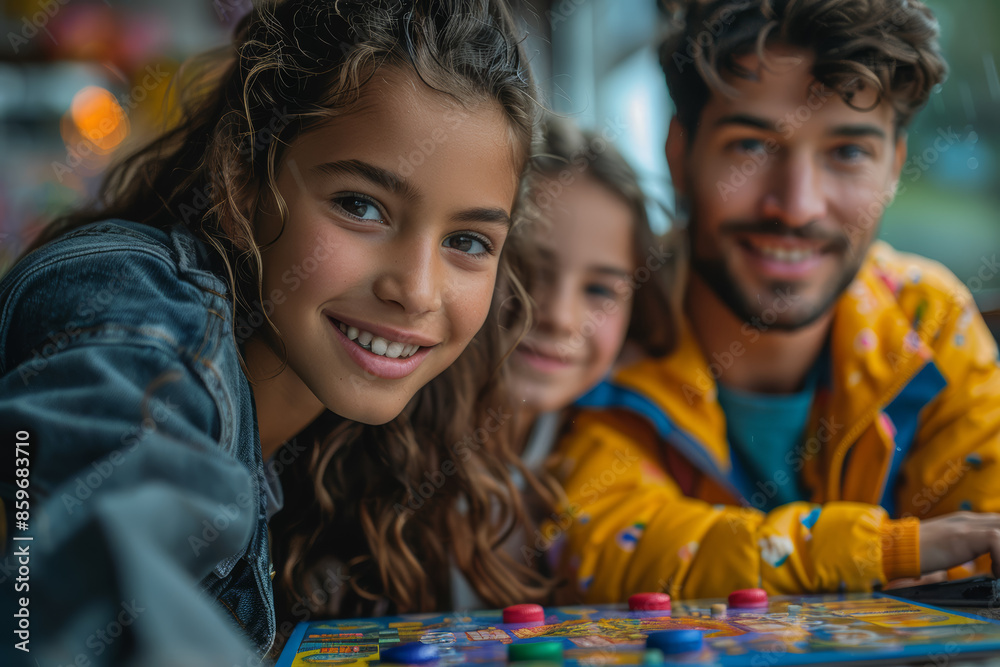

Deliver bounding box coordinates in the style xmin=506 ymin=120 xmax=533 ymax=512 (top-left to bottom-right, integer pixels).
xmin=759 ymin=246 xmax=813 ymax=263
xmin=370 ymin=337 xmax=389 ymax=356
xmin=335 ymin=320 xmax=421 ymax=358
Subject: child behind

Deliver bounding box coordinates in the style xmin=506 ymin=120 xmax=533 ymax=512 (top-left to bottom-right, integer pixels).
xmin=0 ymin=1 xmax=554 ymax=664
xmin=447 ymin=115 xmax=682 ymax=610
xmin=509 ymin=115 xmax=681 ymax=460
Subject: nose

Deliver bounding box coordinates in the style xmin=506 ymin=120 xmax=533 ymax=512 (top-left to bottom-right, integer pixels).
xmin=372 ymin=236 xmax=443 ymax=314
xmin=534 ymin=277 xmax=578 ymax=337
xmin=760 ymin=151 xmax=828 ymax=227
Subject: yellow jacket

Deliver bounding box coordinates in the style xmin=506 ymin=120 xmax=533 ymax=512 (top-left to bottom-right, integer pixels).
xmin=550 ymin=242 xmax=1000 ymax=602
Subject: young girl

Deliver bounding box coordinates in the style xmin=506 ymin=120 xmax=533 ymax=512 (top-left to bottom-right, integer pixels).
xmin=0 ymin=1 xmax=552 ymax=664
xmin=449 ymin=116 xmax=682 ymax=608
xmin=509 ymin=115 xmax=681 ymax=459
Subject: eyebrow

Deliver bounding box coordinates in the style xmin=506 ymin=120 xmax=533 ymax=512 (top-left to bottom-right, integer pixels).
xmin=537 ymin=247 xmax=631 ymax=279
xmin=313 ymin=159 xmax=512 ymax=227
xmin=312 ymin=159 xmax=420 ymax=201
xmin=715 ymin=114 xmax=888 ymax=140
xmin=715 ymin=113 xmax=779 ymax=133
xmin=451 ymin=207 xmax=512 ymax=228
xmin=591 ymin=266 xmax=631 ymax=279
xmin=829 ymin=124 xmax=888 ymax=140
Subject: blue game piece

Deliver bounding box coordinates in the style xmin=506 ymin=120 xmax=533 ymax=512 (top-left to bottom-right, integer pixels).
xmin=646 ymin=629 xmax=703 ymax=655
xmin=379 ymin=642 xmax=440 ymax=664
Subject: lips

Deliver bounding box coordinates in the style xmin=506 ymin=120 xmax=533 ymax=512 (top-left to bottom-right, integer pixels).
xmin=334 ymin=321 xmax=421 ymax=359
xmin=326 ymin=315 xmax=436 ymax=380
xmin=514 ymin=341 xmax=578 ymax=373
xmin=736 ymin=235 xmax=832 ymax=280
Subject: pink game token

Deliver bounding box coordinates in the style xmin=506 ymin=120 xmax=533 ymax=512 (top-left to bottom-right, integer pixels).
xmin=502 ymin=603 xmax=545 ymax=623
xmin=728 ymin=588 xmax=769 ymax=608
xmin=628 ymin=592 xmax=672 ymax=611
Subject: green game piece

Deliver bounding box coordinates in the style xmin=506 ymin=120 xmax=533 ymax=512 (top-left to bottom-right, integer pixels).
xmin=643 ymin=648 xmax=665 ymax=664
xmin=508 ymin=640 xmax=564 ymax=663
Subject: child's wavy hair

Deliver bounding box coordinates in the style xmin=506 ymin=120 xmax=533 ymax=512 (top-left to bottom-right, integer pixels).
xmin=658 ymin=0 xmax=948 ymax=137
xmin=524 ymin=115 xmax=683 ymax=359
xmin=28 ymin=0 xmax=555 ymax=634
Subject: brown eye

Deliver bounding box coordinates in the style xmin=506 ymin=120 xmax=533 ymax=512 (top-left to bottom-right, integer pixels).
xmin=331 ymin=195 xmax=382 ymax=221
xmin=444 ymin=233 xmax=493 ymax=256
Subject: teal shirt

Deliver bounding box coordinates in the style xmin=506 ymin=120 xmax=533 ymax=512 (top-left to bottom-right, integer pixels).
xmin=716 ymin=377 xmax=816 ymax=511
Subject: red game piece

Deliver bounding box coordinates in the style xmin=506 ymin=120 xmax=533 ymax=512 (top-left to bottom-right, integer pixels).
xmin=502 ymin=603 xmax=545 ymax=623
xmin=728 ymin=588 xmax=769 ymax=608
xmin=628 ymin=592 xmax=672 ymax=611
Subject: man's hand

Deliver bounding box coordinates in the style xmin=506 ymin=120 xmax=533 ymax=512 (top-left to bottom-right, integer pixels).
xmin=919 ymin=512 xmax=1000 ymax=576
xmin=884 ymin=571 xmax=949 ymax=590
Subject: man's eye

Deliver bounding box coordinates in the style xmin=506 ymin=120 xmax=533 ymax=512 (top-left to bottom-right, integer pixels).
xmin=331 ymin=195 xmax=382 ymax=221
xmin=733 ymin=138 xmax=767 ymax=154
xmin=833 ymin=144 xmax=869 ymax=162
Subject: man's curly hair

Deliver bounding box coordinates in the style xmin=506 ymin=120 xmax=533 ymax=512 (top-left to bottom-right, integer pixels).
xmin=659 ymin=0 xmax=948 ymax=136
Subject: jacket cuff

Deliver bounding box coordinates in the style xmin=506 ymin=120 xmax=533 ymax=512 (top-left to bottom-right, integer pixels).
xmin=881 ymin=516 xmax=921 ymax=581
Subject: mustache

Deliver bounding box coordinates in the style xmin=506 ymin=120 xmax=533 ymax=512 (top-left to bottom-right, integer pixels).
xmin=717 ymin=219 xmax=848 ymax=247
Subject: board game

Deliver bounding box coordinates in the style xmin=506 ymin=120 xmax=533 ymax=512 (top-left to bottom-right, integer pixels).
xmin=275 ymin=590 xmax=1000 ymax=665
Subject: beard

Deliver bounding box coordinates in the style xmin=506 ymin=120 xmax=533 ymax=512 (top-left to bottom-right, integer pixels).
xmin=687 ymin=212 xmax=867 ymax=332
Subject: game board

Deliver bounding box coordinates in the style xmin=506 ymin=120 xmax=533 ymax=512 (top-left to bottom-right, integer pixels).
xmin=275 ymin=592 xmax=1000 ymax=665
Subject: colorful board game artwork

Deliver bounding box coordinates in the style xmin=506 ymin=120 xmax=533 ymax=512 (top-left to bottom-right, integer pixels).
xmin=275 ymin=593 xmax=1000 ymax=666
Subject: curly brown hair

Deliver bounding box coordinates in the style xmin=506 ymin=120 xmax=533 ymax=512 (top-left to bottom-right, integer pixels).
xmin=659 ymin=0 xmax=949 ymax=137
xmin=24 ymin=0 xmax=556 ymax=644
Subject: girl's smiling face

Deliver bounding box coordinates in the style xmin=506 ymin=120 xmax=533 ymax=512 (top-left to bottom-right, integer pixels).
xmin=510 ymin=175 xmax=636 ymax=415
xmin=252 ymin=67 xmax=520 ymax=425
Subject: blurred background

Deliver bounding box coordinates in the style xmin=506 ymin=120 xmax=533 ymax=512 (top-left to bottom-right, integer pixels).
xmin=0 ymin=0 xmax=997 ymax=322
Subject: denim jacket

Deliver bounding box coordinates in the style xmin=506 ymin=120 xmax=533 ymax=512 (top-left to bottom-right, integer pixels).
xmin=0 ymin=220 xmax=274 ymax=666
